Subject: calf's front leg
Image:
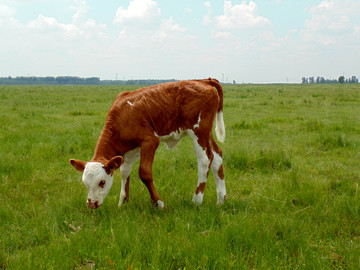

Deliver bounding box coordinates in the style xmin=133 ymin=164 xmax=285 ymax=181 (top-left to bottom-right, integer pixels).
xmin=118 ymin=147 xmax=140 ymax=207
xmin=139 ymin=139 xmax=164 ymax=208
xmin=118 ymin=162 xmax=132 ymax=207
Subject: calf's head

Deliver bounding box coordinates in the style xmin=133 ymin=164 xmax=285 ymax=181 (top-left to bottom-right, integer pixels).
xmin=69 ymin=156 xmax=123 ymax=209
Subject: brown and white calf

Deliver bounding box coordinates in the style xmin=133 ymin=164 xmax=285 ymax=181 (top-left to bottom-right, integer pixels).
xmin=70 ymin=78 xmax=226 ymax=209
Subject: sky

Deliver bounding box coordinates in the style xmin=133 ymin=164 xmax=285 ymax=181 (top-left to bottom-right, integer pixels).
xmin=0 ymin=0 xmax=360 ymax=83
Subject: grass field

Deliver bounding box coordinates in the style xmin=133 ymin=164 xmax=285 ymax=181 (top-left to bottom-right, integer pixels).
xmin=1 ymin=83 xmax=360 ymax=269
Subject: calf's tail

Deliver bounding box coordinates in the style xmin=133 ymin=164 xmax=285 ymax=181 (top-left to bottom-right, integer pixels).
xmin=215 ymin=110 xmax=225 ymax=143
xmin=205 ymin=78 xmax=225 ymax=143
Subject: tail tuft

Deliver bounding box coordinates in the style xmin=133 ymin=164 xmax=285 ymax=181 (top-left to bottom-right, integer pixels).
xmin=215 ymin=111 xmax=225 ymax=143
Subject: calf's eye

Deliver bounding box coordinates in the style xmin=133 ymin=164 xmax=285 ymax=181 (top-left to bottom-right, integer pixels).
xmin=99 ymin=180 xmax=106 ymax=188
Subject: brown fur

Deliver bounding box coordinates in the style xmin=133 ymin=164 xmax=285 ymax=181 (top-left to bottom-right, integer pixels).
xmin=195 ymin=182 xmax=207 ymax=195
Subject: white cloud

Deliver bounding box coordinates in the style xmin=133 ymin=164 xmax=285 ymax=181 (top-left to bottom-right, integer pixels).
xmin=113 ymin=0 xmax=161 ymax=26
xmin=151 ymin=17 xmax=193 ymax=55
xmin=28 ymin=14 xmax=82 ymax=39
xmin=0 ymin=3 xmax=15 ymax=17
xmin=26 ymin=12 xmax=107 ymax=41
xmin=0 ymin=4 xmax=21 ymax=27
xmin=0 ymin=1 xmax=110 ymax=77
xmin=184 ymin=7 xmax=192 ymax=14
xmin=2 ymin=0 xmax=45 ymax=3
xmin=203 ymin=0 xmax=279 ymax=60
xmin=159 ymin=17 xmax=185 ymax=33
xmin=302 ymin=0 xmax=360 ymax=47
xmin=112 ymin=0 xmax=193 ymax=67
xmin=203 ymin=1 xmax=212 ymax=26
xmin=71 ymin=0 xmax=89 ymax=24
xmin=203 ymin=0 xmax=274 ymax=57
xmin=210 ymin=0 xmax=272 ymax=30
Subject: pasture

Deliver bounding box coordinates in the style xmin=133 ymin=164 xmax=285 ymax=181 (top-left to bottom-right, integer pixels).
xmin=1 ymin=83 xmax=360 ymax=269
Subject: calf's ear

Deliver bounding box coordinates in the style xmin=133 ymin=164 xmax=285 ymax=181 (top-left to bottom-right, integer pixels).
xmin=104 ymin=156 xmax=123 ymax=175
xmin=70 ymin=159 xmax=87 ymax=172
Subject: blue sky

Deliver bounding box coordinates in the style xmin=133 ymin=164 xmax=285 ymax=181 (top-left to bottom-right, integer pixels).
xmin=1 ymin=0 xmax=360 ymax=83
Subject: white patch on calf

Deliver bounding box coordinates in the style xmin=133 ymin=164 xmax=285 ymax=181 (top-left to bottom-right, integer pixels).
xmin=192 ymin=192 xmax=204 ymax=205
xmin=127 ymin=100 xmax=134 ymax=106
xmin=187 ymin=130 xmax=210 ymax=182
xmin=83 ymin=162 xmax=114 ymax=208
xmin=119 ymin=182 xmax=127 ymax=206
xmin=118 ymin=148 xmax=140 ymax=207
xmin=187 ymin=129 xmax=210 ymax=205
xmin=157 ymin=200 xmax=165 ymax=209
xmin=122 ymin=148 xmax=140 ymax=168
xmin=211 ymin=151 xmax=226 ymax=204
xmin=157 ymin=129 xmax=186 ymax=149
xmin=193 ymin=113 xmax=201 ymax=129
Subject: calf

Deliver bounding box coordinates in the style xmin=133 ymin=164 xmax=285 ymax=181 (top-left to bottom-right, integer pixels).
xmin=70 ymin=78 xmax=226 ymax=209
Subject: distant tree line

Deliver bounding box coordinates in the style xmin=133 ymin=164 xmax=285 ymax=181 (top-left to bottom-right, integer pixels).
xmin=0 ymin=76 xmax=101 ymax=85
xmin=101 ymin=79 xmax=177 ymax=85
xmin=0 ymin=76 xmax=177 ymax=85
xmin=302 ymin=75 xmax=359 ymax=84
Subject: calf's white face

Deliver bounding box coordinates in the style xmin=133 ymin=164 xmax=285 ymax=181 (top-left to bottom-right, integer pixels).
xmin=83 ymin=162 xmax=114 ymax=209
xmin=70 ymin=156 xmax=123 ymax=209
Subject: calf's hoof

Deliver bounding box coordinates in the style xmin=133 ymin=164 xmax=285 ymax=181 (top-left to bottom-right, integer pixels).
xmin=118 ymin=193 xmax=128 ymax=207
xmin=192 ymin=193 xmax=204 ymax=206
xmin=216 ymin=193 xmax=227 ymax=205
xmin=155 ymin=200 xmax=165 ymax=209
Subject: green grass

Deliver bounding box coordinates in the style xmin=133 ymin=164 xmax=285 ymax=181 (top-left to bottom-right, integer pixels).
xmin=1 ymin=84 xmax=360 ymax=269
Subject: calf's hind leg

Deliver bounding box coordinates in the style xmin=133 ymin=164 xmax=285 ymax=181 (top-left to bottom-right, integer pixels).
xmin=210 ymin=136 xmax=227 ymax=204
xmin=187 ymin=130 xmax=214 ymax=205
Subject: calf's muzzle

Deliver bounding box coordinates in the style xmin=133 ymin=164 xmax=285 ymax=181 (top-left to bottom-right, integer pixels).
xmin=87 ymin=198 xmax=100 ymax=209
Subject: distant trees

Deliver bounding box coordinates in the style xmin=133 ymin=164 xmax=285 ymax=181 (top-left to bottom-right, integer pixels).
xmin=100 ymin=79 xmax=177 ymax=85
xmin=0 ymin=76 xmax=101 ymax=85
xmin=0 ymin=76 xmax=177 ymax=85
xmin=302 ymin=75 xmax=358 ymax=84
